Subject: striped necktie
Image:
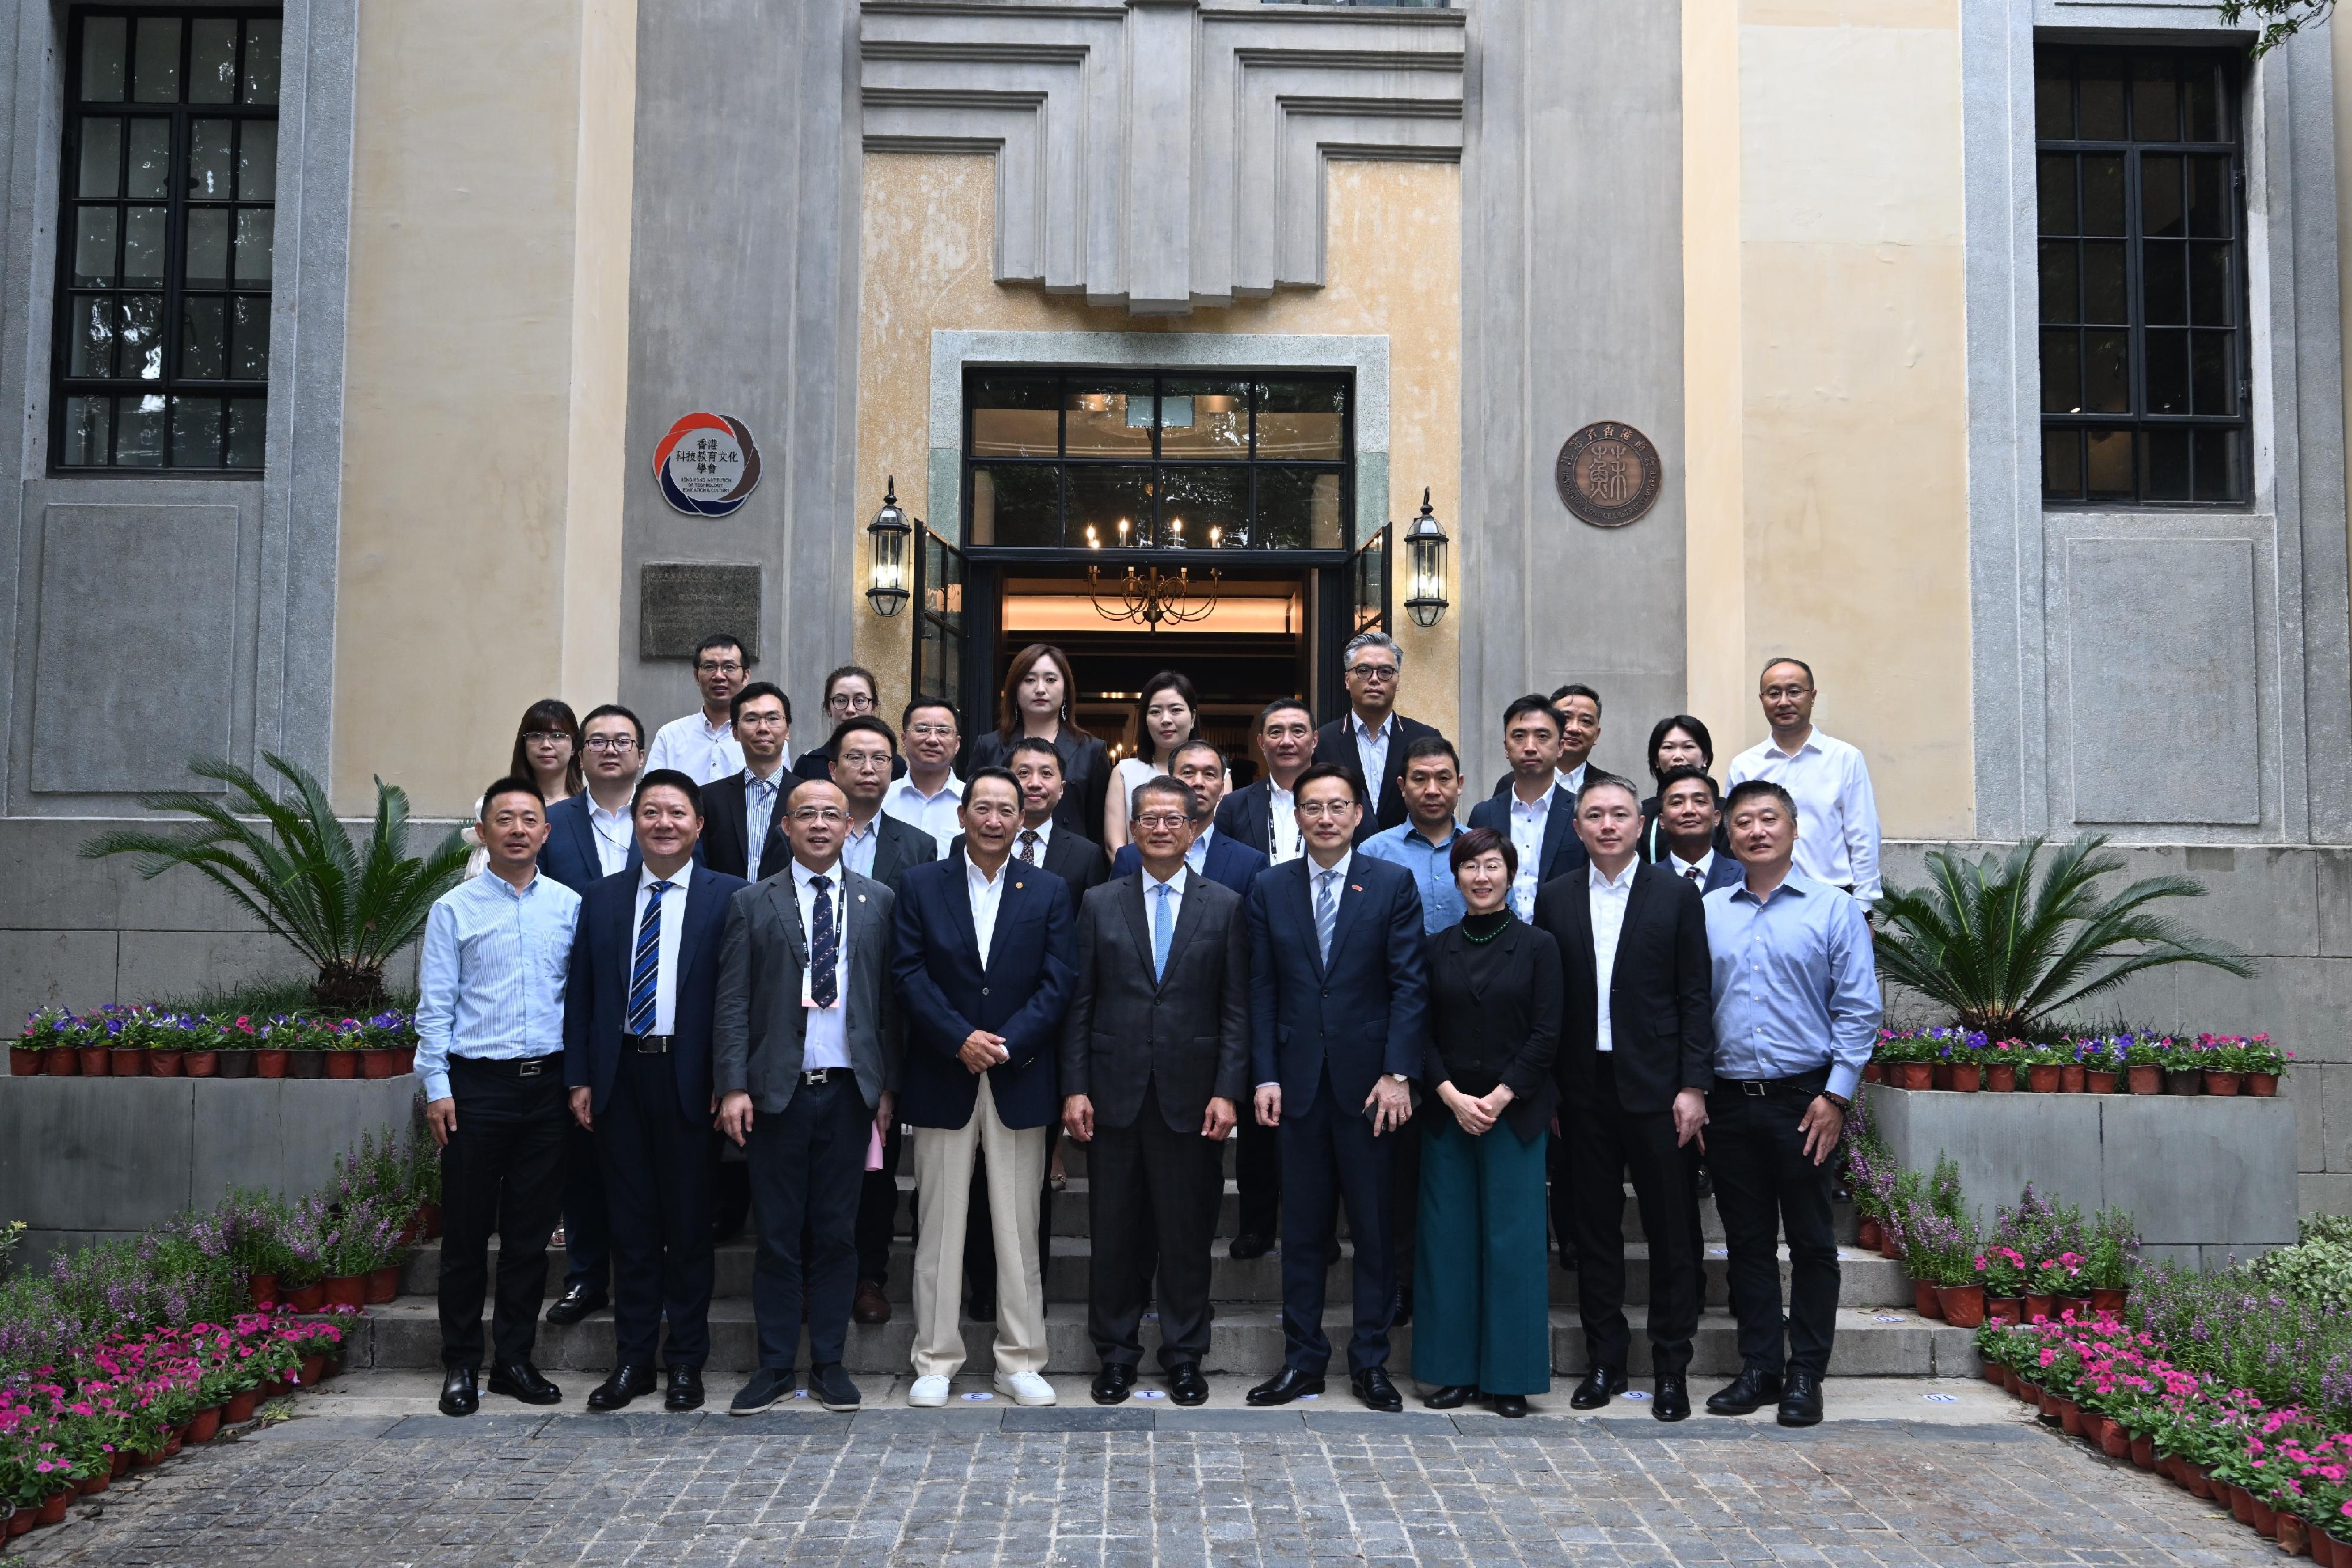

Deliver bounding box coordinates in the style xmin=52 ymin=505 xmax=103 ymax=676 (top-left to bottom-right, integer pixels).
xmin=627 ymin=880 xmax=673 ymax=1034
xmin=1314 ymin=868 xmax=1338 ymax=965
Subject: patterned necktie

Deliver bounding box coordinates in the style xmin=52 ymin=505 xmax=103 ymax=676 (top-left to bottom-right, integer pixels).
xmin=1315 ymin=869 xmax=1338 ymax=965
xmin=1017 ymin=828 xmax=1040 ymax=865
xmin=1685 ymin=864 xmax=1702 ymax=884
xmin=1152 ymin=882 xmax=1174 ymax=982
xmin=627 ymin=880 xmax=673 ymax=1034
xmin=808 ymin=875 xmax=838 ymax=1009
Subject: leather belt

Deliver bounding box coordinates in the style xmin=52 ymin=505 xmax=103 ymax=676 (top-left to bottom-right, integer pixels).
xmin=801 ymin=1067 xmax=843 ymax=1085
xmin=453 ymin=1053 xmax=562 ymax=1079
xmin=624 ymin=1033 xmax=673 ymax=1055
xmin=1717 ymin=1071 xmax=1830 ymax=1099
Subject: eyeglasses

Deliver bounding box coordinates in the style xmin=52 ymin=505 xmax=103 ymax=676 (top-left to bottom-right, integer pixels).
xmin=789 ymin=808 xmax=846 ymax=825
xmin=907 ymin=723 xmax=957 ymax=740
xmin=695 ymin=660 xmax=745 ymax=676
xmin=1297 ymin=801 xmax=1356 ymax=820
xmin=582 ymin=735 xmax=636 ymax=753
xmin=522 ymin=731 xmax=574 ymax=747
xmin=1132 ymin=813 xmax=1192 ymax=830
xmin=1346 ymin=663 xmax=1399 ymax=683
xmin=826 ymin=693 xmax=877 ymax=713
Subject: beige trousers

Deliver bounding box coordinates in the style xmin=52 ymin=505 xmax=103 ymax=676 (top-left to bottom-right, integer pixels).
xmin=908 ymin=1074 xmax=1049 ymax=1378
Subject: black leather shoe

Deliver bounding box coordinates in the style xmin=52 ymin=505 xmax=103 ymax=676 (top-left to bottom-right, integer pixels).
xmin=544 ymin=1284 xmax=607 ymax=1326
xmin=1706 ymin=1367 xmax=1784 ymax=1416
xmin=1168 ymin=1365 xmax=1209 ymax=1407
xmin=1351 ymin=1368 xmax=1403 ymax=1413
xmin=1777 ymin=1369 xmax=1824 ymax=1427
xmin=1227 ymin=1232 xmax=1274 ymax=1261
xmin=1488 ymin=1393 xmax=1529 ymax=1419
xmin=1091 ymin=1363 xmax=1137 ymax=1405
xmin=809 ymin=1362 xmax=860 ymax=1412
xmin=437 ymin=1366 xmax=478 ymax=1417
xmin=1653 ymin=1375 xmax=1690 ymax=1423
xmin=1390 ymin=1285 xmax=1413 ymax=1328
xmin=487 ymin=1362 xmax=562 ymax=1405
xmin=729 ymin=1367 xmax=793 ymax=1415
xmin=1423 ymin=1383 xmax=1476 ymax=1410
xmin=1570 ymin=1368 xmax=1628 ymax=1410
xmin=587 ymin=1364 xmax=654 ymax=1411
xmin=664 ymin=1366 xmax=705 ymax=1412
xmin=1245 ymin=1368 xmax=1324 ymax=1406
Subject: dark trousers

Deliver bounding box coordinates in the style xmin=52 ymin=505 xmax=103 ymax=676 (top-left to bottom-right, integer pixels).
xmin=1548 ymin=1131 xmax=1576 ymax=1264
xmin=562 ymin=1121 xmax=610 ymax=1292
xmin=1278 ymin=1067 xmax=1396 ymax=1374
xmin=1087 ymin=1083 xmax=1220 ymax=1369
xmin=1235 ymin=1110 xmax=1281 ymax=1240
xmin=1571 ymin=1056 xmax=1699 ymax=1377
xmin=1706 ymin=1084 xmax=1840 ymax=1378
xmin=596 ymin=1051 xmax=715 ymax=1368
xmin=854 ymin=1119 xmax=905 ymax=1286
xmin=437 ymin=1057 xmax=567 ymax=1370
xmin=1390 ymin=1114 xmax=1422 ymax=1303
xmin=746 ymin=1076 xmax=868 ymax=1370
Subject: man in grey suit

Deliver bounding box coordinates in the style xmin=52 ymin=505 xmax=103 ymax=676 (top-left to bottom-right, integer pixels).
xmin=1060 ymin=774 xmax=1249 ymax=1407
xmin=713 ymin=778 xmax=901 ymax=1416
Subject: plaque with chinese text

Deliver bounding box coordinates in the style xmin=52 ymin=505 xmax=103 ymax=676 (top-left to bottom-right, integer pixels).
xmin=654 ymin=412 xmax=764 ymax=517
xmin=1555 ymin=422 xmax=1662 ymax=529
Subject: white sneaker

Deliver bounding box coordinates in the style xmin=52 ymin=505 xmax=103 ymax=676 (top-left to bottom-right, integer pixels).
xmin=907 ymin=1375 xmax=951 ymax=1407
xmin=994 ymin=1370 xmax=1057 ymax=1407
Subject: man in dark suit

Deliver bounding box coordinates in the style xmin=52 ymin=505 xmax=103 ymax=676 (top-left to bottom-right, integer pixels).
xmin=1113 ymin=738 xmax=1270 ymax=895
xmin=891 ymin=767 xmax=1077 ymax=1408
xmin=1468 ymin=695 xmax=1589 ymax=922
xmin=538 ymin=703 xmax=644 ymax=1330
xmin=1061 ymin=774 xmax=1249 ymax=1406
xmin=1654 ymin=765 xmax=1743 ymax=892
xmin=713 ymin=778 xmax=902 ymax=1416
xmin=563 ymin=770 xmax=744 ymax=1414
xmin=1534 ymin=773 xmax=1715 ymax=1423
xmin=1311 ymin=632 xmax=1445 ymax=846
xmin=1244 ymin=764 xmax=1429 ymax=1412
xmin=1216 ymin=700 xmax=1318 ymax=865
xmin=696 ymin=683 xmax=794 ymax=882
xmin=1488 ymin=683 xmax=1604 ymax=800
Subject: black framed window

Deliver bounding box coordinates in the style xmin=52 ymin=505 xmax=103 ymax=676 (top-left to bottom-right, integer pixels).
xmin=53 ymin=9 xmax=280 ymax=473
xmin=963 ymin=369 xmax=1352 ymax=551
xmin=2037 ymin=45 xmax=2247 ymax=506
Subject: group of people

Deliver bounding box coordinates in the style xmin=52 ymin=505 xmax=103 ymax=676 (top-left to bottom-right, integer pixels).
xmin=417 ymin=628 xmax=1883 ymax=1427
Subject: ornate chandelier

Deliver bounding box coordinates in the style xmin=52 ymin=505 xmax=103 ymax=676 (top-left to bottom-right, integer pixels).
xmin=1087 ymin=563 xmax=1221 ymax=629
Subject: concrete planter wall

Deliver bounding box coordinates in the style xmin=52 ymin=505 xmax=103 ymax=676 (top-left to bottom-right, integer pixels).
xmin=0 ymin=1074 xmax=420 ymax=1268
xmin=1864 ymin=1083 xmax=2297 ymax=1269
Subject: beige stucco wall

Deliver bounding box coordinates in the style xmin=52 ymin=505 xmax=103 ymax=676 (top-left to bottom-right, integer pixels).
xmin=1683 ymin=0 xmax=1973 ymax=838
xmin=332 ymin=0 xmax=636 ymax=817
xmin=851 ymin=152 xmax=1462 ymax=740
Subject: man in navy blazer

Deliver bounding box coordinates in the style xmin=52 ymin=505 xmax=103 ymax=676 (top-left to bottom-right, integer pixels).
xmin=1244 ymin=764 xmax=1429 ymax=1413
xmin=1467 ymin=696 xmax=1588 ymax=921
xmin=562 ymin=769 xmax=744 ymax=1415
xmin=1652 ymin=766 xmax=1743 ymax=892
xmin=1112 ymin=738 xmax=1270 ymax=896
xmin=890 ymin=767 xmax=1077 ymax=1408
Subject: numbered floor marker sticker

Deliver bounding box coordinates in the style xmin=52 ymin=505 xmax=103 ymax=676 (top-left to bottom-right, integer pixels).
xmin=1135 ymin=1389 xmax=1167 ymax=1400
xmin=1922 ymin=1393 xmax=1960 ymax=1403
xmin=960 ymin=1391 xmax=994 ymax=1402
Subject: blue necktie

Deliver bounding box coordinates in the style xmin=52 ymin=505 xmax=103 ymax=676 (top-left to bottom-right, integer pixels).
xmin=1315 ymin=869 xmax=1338 ymax=965
xmin=1151 ymin=882 xmax=1174 ymax=983
xmin=627 ymin=880 xmax=673 ymax=1034
xmin=809 ymin=875 xmax=838 ymax=1009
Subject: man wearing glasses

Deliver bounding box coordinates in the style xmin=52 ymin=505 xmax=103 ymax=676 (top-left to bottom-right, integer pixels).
xmin=794 ymin=665 xmax=908 ymax=785
xmin=647 ymin=634 xmax=771 ymax=785
xmin=883 ymin=698 xmax=966 ymax=857
xmin=1312 ymin=632 xmax=1446 ymax=847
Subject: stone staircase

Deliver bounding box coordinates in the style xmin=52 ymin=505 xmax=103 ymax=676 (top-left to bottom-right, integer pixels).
xmin=350 ymin=1138 xmax=1979 ymax=1379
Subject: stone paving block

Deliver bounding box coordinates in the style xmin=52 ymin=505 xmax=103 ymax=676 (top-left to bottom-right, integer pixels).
xmin=1000 ymin=1407 xmax=1153 ymax=1432
xmin=377 ymin=1412 xmax=552 ymax=1439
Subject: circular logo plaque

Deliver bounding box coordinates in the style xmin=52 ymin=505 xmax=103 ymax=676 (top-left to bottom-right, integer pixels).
xmin=653 ymin=412 xmax=764 ymax=517
xmin=1555 ymin=422 xmax=1662 ymax=529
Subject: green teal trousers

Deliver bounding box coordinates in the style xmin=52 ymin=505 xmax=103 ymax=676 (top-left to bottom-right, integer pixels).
xmin=1409 ymin=1112 xmax=1552 ymax=1394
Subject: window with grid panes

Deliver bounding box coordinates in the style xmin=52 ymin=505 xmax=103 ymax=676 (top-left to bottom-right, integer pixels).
xmin=2037 ymin=46 xmax=2247 ymax=505
xmin=54 ymin=10 xmax=279 ymax=472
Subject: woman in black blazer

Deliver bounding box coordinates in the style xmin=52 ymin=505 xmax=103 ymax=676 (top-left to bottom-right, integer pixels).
xmin=1411 ymin=826 xmax=1560 ymax=1417
xmin=964 ymin=642 xmax=1112 ymax=847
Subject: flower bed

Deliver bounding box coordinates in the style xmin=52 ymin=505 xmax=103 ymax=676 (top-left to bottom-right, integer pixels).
xmin=10 ymin=1006 xmax=417 ymax=1082
xmin=1865 ymin=1029 xmax=2287 ymax=1097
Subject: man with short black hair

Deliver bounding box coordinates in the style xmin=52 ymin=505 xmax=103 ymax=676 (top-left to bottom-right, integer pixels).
xmin=1470 ymin=697 xmax=1586 ymax=919
xmin=1112 ymin=739 xmax=1268 ymax=895
xmin=831 ymin=716 xmax=937 ymax=889
xmin=1489 ymin=684 xmax=1604 ymax=800
xmin=542 ymin=705 xmax=645 ymax=892
xmin=886 ymin=698 xmax=965 ymax=854
xmin=647 ymin=635 xmax=767 ymax=784
xmin=1359 ymin=736 xmax=1467 ymax=936
xmin=1656 ymin=767 xmax=1741 ymax=892
xmin=418 ymin=778 xmax=581 ymax=1417
xmin=1726 ymin=658 xmax=1882 ymax=912
xmin=1313 ymin=632 xmax=1445 ymax=845
xmin=697 ymin=682 xmax=795 ymax=882
xmin=1217 ymin=699 xmax=1318 ymax=864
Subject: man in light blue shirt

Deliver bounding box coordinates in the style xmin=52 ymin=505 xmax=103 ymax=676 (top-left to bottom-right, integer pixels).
xmin=1698 ymin=777 xmax=1879 ymax=1432
xmin=416 ymin=777 xmax=583 ymax=1417
xmin=1358 ymin=735 xmax=1467 ymax=936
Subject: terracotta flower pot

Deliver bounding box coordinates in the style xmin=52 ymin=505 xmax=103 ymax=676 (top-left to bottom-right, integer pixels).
xmin=2055 ymin=1293 xmax=2092 ymax=1320
xmin=225 ymin=1389 xmax=258 ymax=1423
xmin=2129 ymin=1064 xmax=2162 ymax=1094
xmin=216 ymin=1048 xmax=255 ymax=1079
xmin=110 ymin=1449 xmax=129 ymax=1478
xmin=2060 ymin=1064 xmax=2086 ymax=1093
xmin=1983 ymin=1359 xmax=2008 ymax=1386
xmin=2005 ymin=1368 xmax=2025 ymax=1396
xmin=4 ymin=1506 xmax=28 ymax=1538
xmin=2060 ymin=1399 xmax=2084 ymax=1436
xmin=323 ymin=1273 xmax=366 ymax=1308
xmin=1913 ymin=1279 xmax=1943 ymax=1318
xmin=325 ymin=1051 xmax=358 ymax=1079
xmin=185 ymin=1050 xmax=218 ymax=1078
xmin=289 ymin=1049 xmax=326 ymax=1079
xmin=2251 ymin=1494 xmax=2279 ymax=1539
xmin=1932 ymin=1062 xmax=1954 ymax=1091
xmin=256 ymin=1049 xmax=288 ymax=1078
xmin=2166 ymin=1069 xmax=2202 ymax=1095
xmin=35 ymin=1491 xmax=68 ymax=1526
xmin=396 ymin=1045 xmax=416 ymax=1074
xmin=2185 ymin=1463 xmax=2214 ymax=1499
xmin=286 ymin=1281 xmax=325 ymax=1313
xmin=42 ymin=1044 xmax=78 ymax=1075
xmin=183 ymin=1406 xmax=222 ymax=1444
xmin=109 ymin=1046 xmax=144 ymax=1077
xmin=1986 ymin=1063 xmax=2017 ymax=1092
xmin=75 ymin=1045 xmax=109 ymax=1076
xmin=1880 ymin=1230 xmax=1903 ymax=1261
xmin=260 ymin=1377 xmax=289 ymax=1399
xmin=299 ymin=1354 xmax=326 ymax=1385
xmin=366 ymin=1265 xmax=400 ymax=1303
xmin=361 ymin=1047 xmax=401 ymax=1079
xmin=2130 ymin=1434 xmax=2155 ymax=1469
xmin=9 ymin=1045 xmax=41 ymax=1075
xmin=1936 ymin=1283 xmax=1987 ymax=1328
xmin=2025 ymin=1293 xmax=2056 ymax=1322
xmin=1950 ymin=1064 xmax=1982 ymax=1092
xmin=2278 ymin=1516 xmax=2310 ymax=1556
xmin=1897 ymin=1062 xmax=1933 ymax=1091
xmin=2319 ymin=1527 xmax=2348 ymax=1567
xmin=2027 ymin=1064 xmax=2060 ymax=1092
xmin=1856 ymin=1216 xmax=1882 ymax=1252
xmin=2098 ymin=1419 xmax=2130 ymax=1458
xmin=2090 ymin=1286 xmax=2126 ymax=1317
xmin=1986 ymin=1296 xmax=2023 ymax=1325
xmin=1862 ymin=1061 xmax=1883 ymax=1084
xmin=2204 ymin=1070 xmax=2242 ymax=1096
xmin=2038 ymin=1386 xmax=2063 ymax=1420
xmin=80 ymin=1470 xmax=107 ymax=1495
xmin=2086 ymin=1070 xmax=2119 ymax=1094
xmin=2249 ymin=1072 xmax=2280 ymax=1097
xmin=248 ymin=1272 xmax=278 ymax=1308
xmin=149 ymin=1049 xmax=184 ymax=1076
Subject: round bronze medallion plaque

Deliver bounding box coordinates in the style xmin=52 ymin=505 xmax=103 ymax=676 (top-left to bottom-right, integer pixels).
xmin=1555 ymin=422 xmax=1662 ymax=529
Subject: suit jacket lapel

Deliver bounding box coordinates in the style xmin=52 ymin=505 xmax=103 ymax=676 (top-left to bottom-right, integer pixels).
xmin=568 ymin=798 xmax=599 ymax=874
xmin=1285 ymin=860 xmax=1327 ymax=979
xmin=1464 ymin=921 xmax=1521 ymax=1003
xmin=942 ymin=848 xmax=982 ymax=972
xmin=1159 ymin=873 xmax=1208 ymax=988
xmin=1541 ymin=785 xmax=1576 ymax=880
xmin=1119 ymin=875 xmax=1155 ymax=979
xmin=1609 ymin=866 xmax=1653 ymax=991
xmin=676 ymin=866 xmax=713 ymax=980
xmin=1326 ymin=862 xmax=1369 ymax=967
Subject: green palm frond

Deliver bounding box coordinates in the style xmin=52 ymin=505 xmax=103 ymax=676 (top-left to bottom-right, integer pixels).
xmin=82 ymin=754 xmax=467 ymax=1010
xmin=1874 ymin=833 xmax=2254 ymax=1038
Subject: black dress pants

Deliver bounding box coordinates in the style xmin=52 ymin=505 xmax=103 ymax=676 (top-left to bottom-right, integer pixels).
xmin=747 ymin=1076 xmax=868 ymax=1370
xmin=1278 ymin=1067 xmax=1396 ymax=1374
xmin=596 ymin=1050 xmax=715 ymax=1368
xmin=1706 ymin=1082 xmax=1840 ymax=1378
xmin=560 ymin=1121 xmax=610 ymax=1293
xmin=438 ymin=1056 xmax=568 ymax=1370
xmin=1235 ymin=1111 xmax=1281 ymax=1240
xmin=1087 ymin=1083 xmax=1220 ymax=1369
xmin=854 ymin=1119 xmax=904 ymax=1286
xmin=1569 ymin=1055 xmax=1699 ymax=1377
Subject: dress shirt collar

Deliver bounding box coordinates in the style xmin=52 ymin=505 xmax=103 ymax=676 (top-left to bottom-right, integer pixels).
xmin=1559 ymin=761 xmax=1589 ymax=793
xmin=967 ymin=852 xmax=1008 ymax=890
xmin=693 ymin=711 xmax=732 ymax=742
xmin=896 ymin=773 xmax=963 ymax=806
xmin=1269 ymin=779 xmax=1297 ymax=803
xmin=1408 ymin=820 xmax=1462 ymax=850
xmin=1511 ymin=783 xmax=1555 ymax=814
xmin=486 ymin=869 xmax=544 ymax=900
xmin=744 ymin=763 xmax=787 ymax=792
xmin=1763 ymin=729 xmax=1823 ymax=761
xmin=1017 ymin=817 xmax=1055 ymax=850
xmin=1307 ymin=848 xmax=1354 ymax=884
xmin=1589 ymin=858 xmax=1637 ymax=892
xmin=587 ymin=794 xmax=632 ymax=826
xmin=1732 ymin=868 xmax=1815 ymax=908
xmin=791 ymin=856 xmax=843 ymax=894
xmin=1351 ymin=711 xmax=1395 ymax=744
xmin=844 ymin=815 xmax=878 ymax=844
xmin=637 ymin=863 xmax=686 ymax=894
xmin=1671 ymin=849 xmax=1716 ymax=881
xmin=1142 ymin=862 xmax=1188 ymax=898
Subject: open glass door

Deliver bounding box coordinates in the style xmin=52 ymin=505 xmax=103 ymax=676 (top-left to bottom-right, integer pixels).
xmin=1351 ymin=522 xmax=1390 ymax=636
xmin=911 ymin=524 xmax=967 ymax=705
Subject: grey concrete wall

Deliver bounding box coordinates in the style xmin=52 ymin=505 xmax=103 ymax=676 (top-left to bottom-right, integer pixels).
xmin=1865 ymin=1083 xmax=2298 ymax=1269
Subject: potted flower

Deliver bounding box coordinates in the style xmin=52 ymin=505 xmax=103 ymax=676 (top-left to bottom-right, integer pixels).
xmin=1982 ymin=1037 xmax=2026 ymax=1092
xmin=322 ymin=1019 xmax=363 ymax=1079
xmin=2058 ymin=1039 xmax=2089 ymax=1094
xmin=1926 ymin=1219 xmax=1986 ymax=1327
xmin=2083 ymin=1208 xmax=2137 ymax=1316
xmin=253 ymin=1016 xmax=290 ymax=1079
xmin=1947 ymin=1030 xmax=1987 ymax=1092
xmin=213 ymin=1014 xmax=260 ymax=1079
xmin=1876 ymin=1031 xmax=1937 ymax=1091
xmin=16 ymin=1007 xmax=67 ymax=1075
xmin=355 ymin=1012 xmax=409 ymax=1079
xmin=2237 ymin=1034 xmax=2287 ymax=1097
xmin=2018 ymin=1041 xmax=2064 ymax=1094
xmin=1978 ymin=1245 xmax=2030 ymax=1323
xmin=2077 ymin=1035 xmax=2126 ymax=1094
xmin=2161 ymin=1036 xmax=2204 ymax=1095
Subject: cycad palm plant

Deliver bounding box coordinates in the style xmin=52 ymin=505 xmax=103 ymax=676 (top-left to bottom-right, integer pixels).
xmin=1873 ymin=834 xmax=2254 ymax=1039
xmin=82 ymin=753 xmax=467 ymax=1011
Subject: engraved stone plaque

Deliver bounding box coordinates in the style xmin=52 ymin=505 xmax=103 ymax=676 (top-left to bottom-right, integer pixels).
xmin=1555 ymin=422 xmax=1663 ymax=529
xmin=639 ymin=563 xmax=762 ymax=661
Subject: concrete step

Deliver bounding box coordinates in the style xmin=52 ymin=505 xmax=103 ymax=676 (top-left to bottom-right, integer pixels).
xmin=404 ymin=1236 xmax=1909 ymax=1310
xmin=340 ymin=1300 xmax=1976 ymax=1379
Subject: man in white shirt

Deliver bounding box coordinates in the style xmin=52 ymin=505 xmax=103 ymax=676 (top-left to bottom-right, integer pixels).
xmin=646 ymin=634 xmax=773 ymax=784
xmin=1487 ymin=683 xmax=1602 ymax=800
xmin=884 ymin=697 xmax=965 ymax=854
xmin=1726 ymin=658 xmax=1882 ymax=911
xmin=1214 ymin=698 xmax=1318 ymax=864
xmin=1468 ymin=696 xmax=1587 ymax=918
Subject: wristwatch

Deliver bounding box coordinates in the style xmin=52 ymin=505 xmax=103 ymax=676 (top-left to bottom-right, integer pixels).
xmin=1387 ymin=1072 xmax=1409 ymax=1085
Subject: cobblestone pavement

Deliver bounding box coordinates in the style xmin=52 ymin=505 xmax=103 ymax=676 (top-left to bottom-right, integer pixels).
xmin=9 ymin=1380 xmax=2274 ymax=1567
